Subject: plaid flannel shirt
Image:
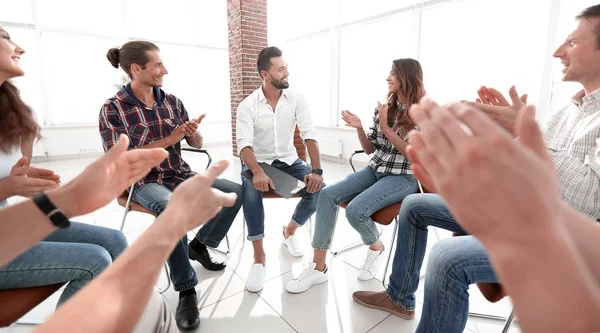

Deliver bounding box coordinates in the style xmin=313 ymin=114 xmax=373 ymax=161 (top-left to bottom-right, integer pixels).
xmin=366 ymin=105 xmax=414 ymax=175
xmin=544 ymin=88 xmax=600 ymax=219
xmin=99 ymin=84 xmax=193 ymax=190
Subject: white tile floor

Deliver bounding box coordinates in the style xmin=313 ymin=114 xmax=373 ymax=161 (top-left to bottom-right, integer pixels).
xmin=1 ymin=145 xmax=518 ymax=333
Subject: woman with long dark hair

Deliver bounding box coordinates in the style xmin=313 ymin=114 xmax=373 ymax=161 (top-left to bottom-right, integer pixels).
xmin=0 ymin=25 xmax=129 ymax=307
xmin=287 ymin=58 xmax=425 ymax=293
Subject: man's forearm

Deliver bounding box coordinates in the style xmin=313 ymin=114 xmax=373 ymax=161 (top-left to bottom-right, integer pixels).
xmin=240 ymin=147 xmax=263 ymax=174
xmin=561 ymin=205 xmax=600 ymax=288
xmin=36 ymin=209 xmax=184 ymax=333
xmin=305 ymin=139 xmax=321 ymax=169
xmin=185 ymin=132 xmax=203 ymax=149
xmin=483 ymin=224 xmax=600 ymax=332
xmin=134 ymin=136 xmax=176 ymax=150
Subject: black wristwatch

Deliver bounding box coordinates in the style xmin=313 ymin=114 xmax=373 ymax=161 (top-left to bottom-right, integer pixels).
xmin=311 ymin=168 xmax=323 ymax=176
xmin=32 ymin=192 xmax=70 ymax=229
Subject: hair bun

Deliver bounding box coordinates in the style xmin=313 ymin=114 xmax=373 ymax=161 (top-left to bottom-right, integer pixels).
xmin=106 ymin=48 xmax=120 ymax=68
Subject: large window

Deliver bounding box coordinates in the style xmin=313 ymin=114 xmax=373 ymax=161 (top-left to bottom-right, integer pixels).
xmin=269 ymin=0 xmax=580 ymax=129
xmin=1 ymin=0 xmax=229 ymax=126
xmin=338 ymin=13 xmax=413 ymax=126
xmin=420 ymin=0 xmax=551 ymax=107
xmin=282 ymin=34 xmax=333 ymax=127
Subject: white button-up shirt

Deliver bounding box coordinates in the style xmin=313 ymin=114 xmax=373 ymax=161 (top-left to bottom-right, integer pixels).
xmin=236 ymin=87 xmax=317 ymax=165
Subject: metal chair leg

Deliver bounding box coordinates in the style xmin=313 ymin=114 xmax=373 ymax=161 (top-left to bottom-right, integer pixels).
xmin=208 ymin=234 xmax=231 ymax=255
xmin=15 ymin=319 xmax=45 ymax=325
xmin=467 ymin=308 xmax=514 ymax=331
xmin=468 ymin=312 xmax=509 ymax=321
xmin=157 ymin=263 xmax=171 ymax=294
xmin=382 ymin=217 xmax=399 ymax=288
xmin=242 ymin=216 xmax=247 ymax=249
xmin=119 ymin=184 xmax=136 ymax=232
xmin=501 ymin=309 xmax=515 ymax=332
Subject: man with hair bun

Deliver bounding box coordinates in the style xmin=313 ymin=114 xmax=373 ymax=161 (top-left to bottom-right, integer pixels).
xmin=100 ymin=40 xmax=243 ymax=331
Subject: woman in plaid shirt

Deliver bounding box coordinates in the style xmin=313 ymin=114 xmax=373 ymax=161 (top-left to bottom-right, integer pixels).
xmin=287 ymin=59 xmax=425 ymax=294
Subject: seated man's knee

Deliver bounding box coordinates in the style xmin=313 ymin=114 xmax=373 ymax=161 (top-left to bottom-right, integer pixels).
xmin=400 ymin=194 xmax=435 ymax=225
xmin=427 ymin=237 xmax=469 ymax=281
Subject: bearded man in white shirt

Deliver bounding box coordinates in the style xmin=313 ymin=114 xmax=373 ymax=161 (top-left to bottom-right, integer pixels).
xmin=236 ymin=46 xmax=325 ymax=293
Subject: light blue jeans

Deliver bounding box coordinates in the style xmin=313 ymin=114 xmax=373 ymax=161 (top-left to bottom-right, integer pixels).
xmin=0 ymin=222 xmax=128 ymax=306
xmin=417 ymin=236 xmax=499 ymax=333
xmin=312 ymin=166 xmax=418 ymax=250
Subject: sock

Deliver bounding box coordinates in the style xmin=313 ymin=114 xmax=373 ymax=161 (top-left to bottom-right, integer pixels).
xmin=179 ymin=288 xmax=197 ymax=299
xmin=190 ymin=238 xmax=207 ymax=253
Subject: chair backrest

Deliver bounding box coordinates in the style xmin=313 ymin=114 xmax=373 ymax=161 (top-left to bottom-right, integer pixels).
xmin=294 ymin=126 xmax=307 ymax=162
xmin=0 ymin=283 xmax=64 ymax=327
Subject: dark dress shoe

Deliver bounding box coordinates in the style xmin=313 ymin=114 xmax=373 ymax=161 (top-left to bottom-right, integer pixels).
xmin=176 ymin=294 xmax=200 ymax=331
xmin=188 ymin=244 xmax=226 ymax=271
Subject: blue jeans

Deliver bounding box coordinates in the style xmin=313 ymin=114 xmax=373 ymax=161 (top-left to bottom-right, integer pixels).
xmin=241 ymin=159 xmax=321 ymax=241
xmin=133 ymin=178 xmax=243 ymax=291
xmin=312 ymin=167 xmax=418 ymax=249
xmin=0 ymin=222 xmax=128 ymax=306
xmin=417 ymin=236 xmax=498 ymax=333
xmin=386 ymin=194 xmax=466 ymax=312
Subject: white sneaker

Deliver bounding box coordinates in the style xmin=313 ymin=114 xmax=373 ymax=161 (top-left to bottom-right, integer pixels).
xmin=282 ymin=228 xmax=304 ymax=257
xmin=286 ymin=262 xmax=328 ymax=293
xmin=246 ymin=263 xmax=266 ymax=293
xmin=357 ymin=247 xmax=384 ymax=281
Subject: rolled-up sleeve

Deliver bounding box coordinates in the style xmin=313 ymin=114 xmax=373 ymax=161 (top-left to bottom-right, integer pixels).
xmin=294 ymin=93 xmax=317 ymax=142
xmin=236 ymin=103 xmax=254 ymax=155
xmin=99 ymin=102 xmax=128 ymax=152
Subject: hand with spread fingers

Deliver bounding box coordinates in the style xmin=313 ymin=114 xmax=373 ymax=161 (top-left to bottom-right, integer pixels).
xmin=341 ymin=110 xmax=362 ymax=129
xmin=406 ymin=98 xmax=561 ymax=243
xmin=461 ymin=85 xmax=528 ymax=136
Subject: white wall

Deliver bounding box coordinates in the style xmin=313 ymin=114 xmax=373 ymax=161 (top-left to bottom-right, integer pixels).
xmin=315 ymin=126 xmax=371 ymax=164
xmin=32 ymin=120 xmax=232 ymax=161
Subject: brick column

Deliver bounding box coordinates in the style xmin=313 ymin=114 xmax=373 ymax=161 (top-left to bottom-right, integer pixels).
xmin=227 ymin=0 xmax=268 ymax=156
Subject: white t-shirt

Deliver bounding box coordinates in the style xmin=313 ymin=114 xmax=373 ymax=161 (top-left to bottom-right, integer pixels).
xmin=0 ymin=147 xmax=22 ymax=207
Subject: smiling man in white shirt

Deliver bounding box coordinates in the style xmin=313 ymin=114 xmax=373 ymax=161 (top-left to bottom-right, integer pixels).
xmin=236 ymin=46 xmax=325 ymax=293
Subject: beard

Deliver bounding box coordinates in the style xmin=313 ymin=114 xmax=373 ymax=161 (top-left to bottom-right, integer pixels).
xmin=270 ymin=77 xmax=289 ymax=89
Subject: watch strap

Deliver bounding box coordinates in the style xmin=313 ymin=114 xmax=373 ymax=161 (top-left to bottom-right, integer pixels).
xmin=32 ymin=192 xmax=70 ymax=229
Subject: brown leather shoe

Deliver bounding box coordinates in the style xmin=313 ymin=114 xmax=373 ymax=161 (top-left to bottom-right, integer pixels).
xmin=352 ymin=291 xmax=415 ymax=320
